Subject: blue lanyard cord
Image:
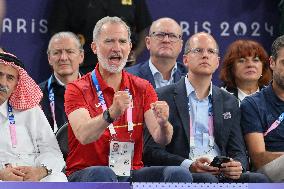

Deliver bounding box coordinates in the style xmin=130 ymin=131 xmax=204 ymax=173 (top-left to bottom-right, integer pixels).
xmin=91 ymin=71 xmax=106 ymax=107
xmin=8 ymin=103 xmax=15 ymax=124
xmin=47 ymin=76 xmax=58 ymax=132
xmin=47 ymin=76 xmax=54 ymax=102
xmin=91 ymin=70 xmax=132 ymax=108
xmin=91 ymin=70 xmax=134 ymax=137
xmin=264 ymin=112 xmax=284 ymax=136
xmin=7 ymin=103 xmax=17 ymax=148
xmin=208 ymin=95 xmax=213 ymax=116
xmin=279 ymin=113 xmax=284 ymax=122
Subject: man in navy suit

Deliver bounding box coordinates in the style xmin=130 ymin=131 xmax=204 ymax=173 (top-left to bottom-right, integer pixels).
xmin=126 ymin=17 xmax=187 ymax=88
xmin=143 ymin=32 xmax=268 ymax=182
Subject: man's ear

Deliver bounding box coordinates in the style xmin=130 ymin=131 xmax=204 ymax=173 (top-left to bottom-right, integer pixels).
xmin=47 ymin=54 xmax=53 ymax=66
xmin=91 ymin=42 xmax=97 ymax=54
xmin=145 ymin=36 xmax=151 ymax=50
xmin=183 ymin=54 xmax=189 ymax=67
xmin=269 ymin=56 xmax=276 ymax=71
xmin=79 ymin=50 xmax=84 ymax=65
xmin=129 ymin=41 xmax=133 ymax=51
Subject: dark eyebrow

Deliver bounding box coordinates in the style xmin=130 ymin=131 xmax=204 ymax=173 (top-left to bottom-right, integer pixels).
xmin=0 ymin=71 xmax=17 ymax=79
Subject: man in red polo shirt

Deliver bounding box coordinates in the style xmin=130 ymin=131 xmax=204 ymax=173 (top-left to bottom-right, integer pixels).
xmin=64 ymin=16 xmax=193 ymax=182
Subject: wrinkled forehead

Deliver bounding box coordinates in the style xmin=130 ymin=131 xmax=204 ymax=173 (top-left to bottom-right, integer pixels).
xmin=50 ymin=37 xmax=79 ymax=49
xmin=99 ymin=22 xmax=130 ymax=40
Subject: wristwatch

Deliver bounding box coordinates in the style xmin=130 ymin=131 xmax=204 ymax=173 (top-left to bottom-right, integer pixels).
xmin=103 ymin=109 xmax=115 ymax=123
xmin=41 ymin=164 xmax=52 ymax=176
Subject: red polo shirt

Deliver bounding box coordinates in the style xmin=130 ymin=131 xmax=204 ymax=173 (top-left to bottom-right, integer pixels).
xmin=64 ymin=64 xmax=157 ymax=176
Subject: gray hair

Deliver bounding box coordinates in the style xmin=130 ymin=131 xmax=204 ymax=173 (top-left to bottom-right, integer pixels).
xmin=184 ymin=32 xmax=219 ymax=54
xmin=271 ymin=35 xmax=284 ymax=60
xmin=47 ymin=31 xmax=83 ymax=54
xmin=92 ymin=16 xmax=131 ymax=43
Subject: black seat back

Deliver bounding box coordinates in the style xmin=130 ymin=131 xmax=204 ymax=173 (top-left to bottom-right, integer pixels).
xmin=56 ymin=122 xmax=68 ymax=160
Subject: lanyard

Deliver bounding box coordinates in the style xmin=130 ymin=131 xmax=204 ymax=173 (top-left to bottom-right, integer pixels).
xmin=264 ymin=112 xmax=284 ymax=136
xmin=7 ymin=103 xmax=17 ymax=148
xmin=189 ymin=95 xmax=214 ymax=148
xmin=91 ymin=71 xmax=133 ymax=137
xmin=47 ymin=76 xmax=58 ymax=133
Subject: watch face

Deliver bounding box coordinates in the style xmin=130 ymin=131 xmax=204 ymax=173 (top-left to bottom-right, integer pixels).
xmin=103 ymin=109 xmax=114 ymax=123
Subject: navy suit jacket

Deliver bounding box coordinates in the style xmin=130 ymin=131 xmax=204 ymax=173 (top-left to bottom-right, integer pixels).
xmin=125 ymin=60 xmax=187 ymax=88
xmin=143 ymin=77 xmax=248 ymax=171
xmin=39 ymin=74 xmax=67 ymax=131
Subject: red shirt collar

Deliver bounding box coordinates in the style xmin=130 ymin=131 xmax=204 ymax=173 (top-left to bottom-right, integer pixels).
xmin=94 ymin=64 xmax=131 ymax=91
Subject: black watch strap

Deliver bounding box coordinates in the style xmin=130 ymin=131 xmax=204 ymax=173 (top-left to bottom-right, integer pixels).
xmin=103 ymin=109 xmax=115 ymax=123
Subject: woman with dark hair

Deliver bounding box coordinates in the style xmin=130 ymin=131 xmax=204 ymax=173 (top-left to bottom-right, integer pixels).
xmin=219 ymin=39 xmax=272 ymax=102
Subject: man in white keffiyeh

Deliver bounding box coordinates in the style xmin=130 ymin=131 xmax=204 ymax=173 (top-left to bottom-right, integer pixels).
xmin=0 ymin=52 xmax=67 ymax=182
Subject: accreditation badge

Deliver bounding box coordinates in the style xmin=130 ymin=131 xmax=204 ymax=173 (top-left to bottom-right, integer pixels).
xmin=109 ymin=141 xmax=134 ymax=176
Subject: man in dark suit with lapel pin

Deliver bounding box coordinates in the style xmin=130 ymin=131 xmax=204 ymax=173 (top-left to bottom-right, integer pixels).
xmin=126 ymin=17 xmax=187 ymax=88
xmin=143 ymin=32 xmax=269 ymax=182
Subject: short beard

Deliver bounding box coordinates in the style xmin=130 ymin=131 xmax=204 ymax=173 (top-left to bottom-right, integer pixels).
xmin=273 ymin=71 xmax=284 ymax=90
xmin=97 ymin=49 xmax=127 ymax=73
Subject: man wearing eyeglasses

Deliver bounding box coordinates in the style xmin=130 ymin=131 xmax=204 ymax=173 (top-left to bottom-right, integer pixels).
xmin=39 ymin=32 xmax=84 ymax=133
xmin=143 ymin=32 xmax=269 ymax=183
xmin=126 ymin=17 xmax=187 ymax=89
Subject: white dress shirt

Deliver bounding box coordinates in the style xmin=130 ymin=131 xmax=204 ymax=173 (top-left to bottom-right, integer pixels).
xmin=0 ymin=100 xmax=67 ymax=181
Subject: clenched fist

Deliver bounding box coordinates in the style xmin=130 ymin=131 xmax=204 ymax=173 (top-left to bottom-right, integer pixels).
xmin=151 ymin=101 xmax=169 ymax=126
xmin=109 ymin=91 xmax=132 ymax=119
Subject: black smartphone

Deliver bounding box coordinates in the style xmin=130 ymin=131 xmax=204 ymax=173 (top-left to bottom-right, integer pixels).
xmin=210 ymin=156 xmax=231 ymax=168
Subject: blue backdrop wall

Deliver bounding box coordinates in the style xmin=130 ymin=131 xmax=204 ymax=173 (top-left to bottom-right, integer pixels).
xmin=0 ymin=0 xmax=280 ymax=84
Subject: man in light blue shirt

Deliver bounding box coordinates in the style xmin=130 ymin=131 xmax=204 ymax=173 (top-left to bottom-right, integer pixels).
xmin=126 ymin=17 xmax=187 ymax=88
xmin=144 ymin=32 xmax=269 ymax=183
xmin=182 ymin=80 xmax=220 ymax=168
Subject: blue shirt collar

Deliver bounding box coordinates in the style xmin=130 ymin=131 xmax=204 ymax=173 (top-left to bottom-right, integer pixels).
xmin=185 ymin=75 xmax=213 ymax=98
xmin=148 ymin=59 xmax=177 ymax=80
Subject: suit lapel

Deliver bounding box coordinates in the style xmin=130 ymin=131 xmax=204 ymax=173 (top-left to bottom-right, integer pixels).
xmin=173 ymin=70 xmax=181 ymax=83
xmin=139 ymin=61 xmax=156 ymax=88
xmin=174 ymin=77 xmax=190 ymax=143
xmin=212 ymin=86 xmax=224 ymax=147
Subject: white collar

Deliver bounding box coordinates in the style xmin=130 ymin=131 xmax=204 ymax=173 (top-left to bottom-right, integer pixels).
xmin=54 ymin=74 xmax=65 ymax=86
xmin=237 ymin=87 xmax=259 ymax=101
xmin=53 ymin=73 xmax=82 ymax=87
xmin=0 ymin=100 xmax=8 ymax=118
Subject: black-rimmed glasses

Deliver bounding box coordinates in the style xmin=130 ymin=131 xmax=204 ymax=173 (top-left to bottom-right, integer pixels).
xmin=150 ymin=32 xmax=181 ymax=43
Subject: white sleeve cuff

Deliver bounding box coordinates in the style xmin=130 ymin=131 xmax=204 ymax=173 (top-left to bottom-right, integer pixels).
xmin=181 ymin=159 xmax=194 ymax=170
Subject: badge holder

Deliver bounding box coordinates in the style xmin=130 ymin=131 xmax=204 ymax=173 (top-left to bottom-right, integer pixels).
xmin=108 ymin=140 xmax=134 ymax=176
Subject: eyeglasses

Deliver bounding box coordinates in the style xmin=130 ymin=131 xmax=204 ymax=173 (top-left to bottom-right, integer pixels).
xmin=187 ymin=48 xmax=219 ymax=56
xmin=150 ymin=32 xmax=181 ymax=43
